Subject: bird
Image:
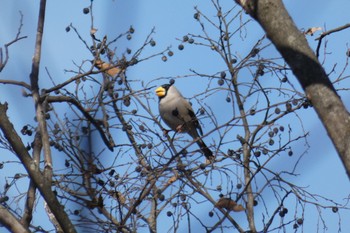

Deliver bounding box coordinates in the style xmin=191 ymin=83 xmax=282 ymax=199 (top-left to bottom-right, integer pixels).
xmin=155 ymin=83 xmax=214 ymax=160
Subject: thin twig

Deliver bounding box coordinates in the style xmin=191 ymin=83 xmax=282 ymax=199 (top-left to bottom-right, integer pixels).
xmin=315 ymin=23 xmax=350 ymax=57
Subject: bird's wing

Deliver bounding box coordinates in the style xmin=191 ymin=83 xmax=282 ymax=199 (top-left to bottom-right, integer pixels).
xmin=186 ymin=106 xmax=203 ymax=136
xmin=179 ymin=98 xmax=203 ymax=136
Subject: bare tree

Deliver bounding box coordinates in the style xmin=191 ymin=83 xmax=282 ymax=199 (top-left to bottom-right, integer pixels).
xmin=0 ymin=1 xmax=349 ymax=233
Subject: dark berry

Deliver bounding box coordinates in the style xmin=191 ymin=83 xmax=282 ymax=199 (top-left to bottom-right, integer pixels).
xmin=275 ymin=107 xmax=281 ymax=114
xmin=135 ymin=166 xmax=142 ymax=173
xmin=158 ymin=194 xmax=165 ymax=201
xmin=166 ymin=211 xmax=172 ymax=217
xmin=97 ymin=179 xmax=105 ymax=186
xmin=286 ymin=102 xmax=292 ymax=112
xmin=150 ymin=39 xmax=156 ymax=47
xmin=231 ymin=58 xmax=237 ymax=64
xmin=292 ymin=99 xmax=298 ymax=106
xmin=83 ymin=7 xmax=89 ymax=14
xmin=167 ymin=51 xmax=174 ymax=57
xmin=109 ymin=169 xmax=115 ymax=176
xmin=209 ymin=211 xmax=214 ymax=217
xmin=251 ymin=48 xmax=259 ymax=57
xmin=217 ymin=79 xmax=224 ymax=86
xmin=139 ymin=125 xmax=145 ymax=132
xmin=332 ymin=206 xmax=338 ymax=213
xmin=227 ymin=149 xmax=234 ymax=157
xmin=65 ymin=26 xmax=70 ymax=32
xmin=346 ymin=49 xmax=350 ymax=57
xmin=262 ymin=148 xmax=268 ymax=155
xmin=193 ymin=12 xmax=200 ymax=20
xmin=130 ymin=58 xmax=138 ymax=65
xmin=297 ymin=218 xmax=303 ymax=225
xmin=178 ymin=44 xmax=184 ymax=50
xmin=254 ymin=151 xmax=261 ymax=157
xmin=123 ymin=97 xmax=131 ymax=107
xmin=27 ymin=130 xmax=33 ymax=136
xmin=180 ymin=194 xmax=186 ymax=201
xmin=220 ymin=71 xmax=226 ymax=79
xmin=279 ymin=211 xmax=285 ymax=217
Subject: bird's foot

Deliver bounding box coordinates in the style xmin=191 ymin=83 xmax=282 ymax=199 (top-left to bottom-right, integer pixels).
xmin=176 ymin=124 xmax=184 ymax=133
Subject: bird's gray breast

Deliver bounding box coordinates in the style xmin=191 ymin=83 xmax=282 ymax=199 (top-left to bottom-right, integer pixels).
xmin=159 ymin=97 xmax=188 ymax=131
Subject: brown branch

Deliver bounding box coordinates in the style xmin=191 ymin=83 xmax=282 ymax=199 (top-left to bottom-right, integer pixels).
xmin=183 ymin=174 xmax=245 ymax=233
xmin=0 ymin=79 xmax=31 ymax=90
xmin=231 ymin=70 xmax=257 ymax=231
xmin=0 ymin=103 xmax=77 ymax=233
xmin=47 ymin=95 xmax=115 ymax=151
xmin=315 ymin=23 xmax=350 ymax=57
xmin=0 ymin=11 xmax=27 ymax=72
xmin=21 ymin=133 xmax=42 ymax=228
xmin=263 ymin=191 xmax=292 ymax=232
xmin=236 ymin=0 xmax=350 ymax=179
xmin=0 ymin=204 xmax=30 ymax=233
xmin=29 ymin=0 xmax=53 ymax=177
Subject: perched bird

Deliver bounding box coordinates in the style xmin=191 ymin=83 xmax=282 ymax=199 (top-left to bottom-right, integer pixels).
xmin=155 ymin=84 xmax=214 ymax=160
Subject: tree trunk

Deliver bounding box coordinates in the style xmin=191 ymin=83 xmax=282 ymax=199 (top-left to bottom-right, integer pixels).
xmin=236 ymin=0 xmax=350 ymax=179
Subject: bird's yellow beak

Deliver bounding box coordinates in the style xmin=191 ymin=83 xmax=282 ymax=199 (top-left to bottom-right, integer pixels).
xmin=155 ymin=86 xmax=166 ymax=97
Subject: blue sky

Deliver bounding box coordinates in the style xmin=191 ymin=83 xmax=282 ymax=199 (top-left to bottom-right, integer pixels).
xmin=1 ymin=0 xmax=350 ymax=232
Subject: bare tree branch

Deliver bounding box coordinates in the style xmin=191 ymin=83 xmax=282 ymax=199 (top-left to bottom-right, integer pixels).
xmin=315 ymin=23 xmax=350 ymax=57
xmin=0 ymin=204 xmax=30 ymax=233
xmin=0 ymin=103 xmax=77 ymax=233
xmin=0 ymin=11 xmax=27 ymax=72
xmin=236 ymin=0 xmax=350 ymax=179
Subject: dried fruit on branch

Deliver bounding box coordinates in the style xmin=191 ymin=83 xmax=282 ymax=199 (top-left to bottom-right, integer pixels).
xmin=94 ymin=59 xmax=122 ymax=77
xmin=215 ymin=197 xmax=245 ymax=212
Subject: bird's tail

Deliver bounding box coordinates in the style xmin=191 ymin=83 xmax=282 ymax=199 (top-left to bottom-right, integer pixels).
xmin=196 ymin=139 xmax=214 ymax=161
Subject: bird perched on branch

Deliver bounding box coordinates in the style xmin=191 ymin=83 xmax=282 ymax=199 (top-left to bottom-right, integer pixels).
xmin=155 ymin=83 xmax=214 ymax=161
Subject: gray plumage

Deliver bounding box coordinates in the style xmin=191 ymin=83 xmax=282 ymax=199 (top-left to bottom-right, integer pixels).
xmin=156 ymin=84 xmax=213 ymax=160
